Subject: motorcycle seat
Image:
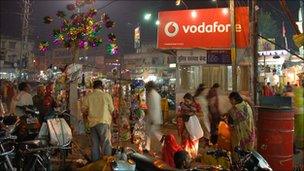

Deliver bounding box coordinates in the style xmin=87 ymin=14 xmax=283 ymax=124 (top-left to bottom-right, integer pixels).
xmin=129 ymin=153 xmax=177 ymax=171
xmin=19 ymin=139 xmax=47 ymax=150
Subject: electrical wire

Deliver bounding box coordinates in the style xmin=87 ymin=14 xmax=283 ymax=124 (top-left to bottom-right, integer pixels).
xmin=96 ymin=0 xmax=117 ymax=11
xmin=264 ymin=1 xmax=286 ymax=19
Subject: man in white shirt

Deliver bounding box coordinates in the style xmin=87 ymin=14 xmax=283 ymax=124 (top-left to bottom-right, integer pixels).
xmin=145 ymin=81 xmax=163 ymax=151
xmin=15 ymin=82 xmax=33 ymax=116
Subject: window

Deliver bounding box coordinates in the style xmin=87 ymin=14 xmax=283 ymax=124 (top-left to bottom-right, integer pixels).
xmin=8 ymin=55 xmax=17 ymax=62
xmin=1 ymin=41 xmax=5 ymax=48
xmin=9 ymin=42 xmax=16 ymax=49
xmin=0 ymin=50 xmax=5 ymax=60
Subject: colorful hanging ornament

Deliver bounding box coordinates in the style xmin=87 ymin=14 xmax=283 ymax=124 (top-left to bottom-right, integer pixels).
xmin=43 ymin=16 xmax=53 ymax=24
xmin=105 ymin=20 xmax=115 ymax=28
xmin=85 ymin=0 xmax=95 ymax=4
xmin=76 ymin=0 xmax=85 ymax=7
xmin=67 ymin=4 xmax=76 ymax=11
xmin=108 ymin=33 xmax=116 ymax=42
xmin=53 ymin=29 xmax=61 ymax=37
xmin=56 ymin=11 xmax=65 ymax=18
xmin=95 ymin=38 xmax=102 ymax=46
xmin=78 ymin=40 xmax=89 ymax=49
xmin=63 ymin=40 xmax=71 ymax=48
xmin=70 ymin=13 xmax=78 ymax=20
xmin=88 ymin=8 xmax=97 ymax=17
xmin=106 ymin=43 xmax=118 ymax=55
xmin=102 ymin=13 xmax=110 ymax=22
xmin=39 ymin=1 xmax=117 ymax=54
xmin=39 ymin=41 xmax=49 ymax=52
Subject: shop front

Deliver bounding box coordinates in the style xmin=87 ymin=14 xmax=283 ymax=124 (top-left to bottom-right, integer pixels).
xmin=258 ymin=50 xmax=304 ymax=93
xmin=175 ymin=49 xmax=251 ymax=102
xmin=124 ymin=51 xmax=176 ymax=85
xmin=157 ymin=7 xmax=250 ymax=103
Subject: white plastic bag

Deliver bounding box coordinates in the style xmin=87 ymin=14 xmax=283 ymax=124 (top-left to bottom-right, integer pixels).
xmin=185 ymin=115 xmax=204 ymax=141
xmin=47 ymin=118 xmax=72 ymax=146
xmin=38 ymin=122 xmax=49 ymax=140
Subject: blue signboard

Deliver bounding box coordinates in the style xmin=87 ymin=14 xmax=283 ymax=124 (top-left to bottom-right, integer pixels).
xmin=207 ymin=50 xmax=231 ymax=65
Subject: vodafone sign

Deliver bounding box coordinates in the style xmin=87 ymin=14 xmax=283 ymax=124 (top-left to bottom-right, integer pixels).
xmin=157 ymin=7 xmax=249 ymax=49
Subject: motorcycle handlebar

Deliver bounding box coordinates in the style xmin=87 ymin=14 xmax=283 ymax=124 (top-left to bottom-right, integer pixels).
xmin=16 ymin=106 xmax=39 ymax=115
xmin=0 ymin=135 xmax=17 ymax=142
xmin=234 ymin=147 xmax=250 ymax=157
xmin=24 ymin=145 xmax=71 ymax=153
xmin=0 ymin=146 xmax=15 ymax=157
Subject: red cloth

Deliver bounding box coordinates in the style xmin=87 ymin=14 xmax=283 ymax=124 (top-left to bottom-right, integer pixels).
xmin=182 ymin=139 xmax=199 ymax=159
xmin=177 ymin=101 xmax=201 ymax=159
xmin=263 ymin=86 xmax=274 ymax=96
xmin=162 ymin=134 xmax=182 ymax=167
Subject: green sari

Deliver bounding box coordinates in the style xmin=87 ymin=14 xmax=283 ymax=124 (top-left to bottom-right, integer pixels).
xmin=229 ymin=101 xmax=255 ymax=151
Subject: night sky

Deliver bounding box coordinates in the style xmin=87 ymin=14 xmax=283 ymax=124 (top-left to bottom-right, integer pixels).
xmin=0 ymin=0 xmax=301 ymax=55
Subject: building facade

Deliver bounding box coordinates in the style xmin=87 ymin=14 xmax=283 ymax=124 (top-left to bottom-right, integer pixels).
xmin=124 ymin=43 xmax=176 ymax=82
xmin=35 ymin=47 xmax=105 ymax=73
xmin=0 ymin=36 xmax=35 ymax=80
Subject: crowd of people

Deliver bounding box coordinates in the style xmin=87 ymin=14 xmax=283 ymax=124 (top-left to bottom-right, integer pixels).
xmin=0 ymin=81 xmax=58 ymax=123
xmin=79 ymin=80 xmax=257 ymax=169
xmin=0 ymin=79 xmax=257 ymax=169
xmin=262 ymin=81 xmax=303 ymax=97
xmin=172 ymin=83 xmax=255 ymax=168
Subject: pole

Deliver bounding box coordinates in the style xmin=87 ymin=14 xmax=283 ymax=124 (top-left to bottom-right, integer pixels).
xmin=252 ymin=0 xmax=258 ymax=104
xmin=230 ymin=0 xmax=237 ymax=91
xmin=301 ymin=0 xmax=304 ymax=59
xmin=181 ymin=1 xmax=189 ymax=9
xmin=279 ymin=0 xmax=301 ymax=34
xmin=301 ymin=0 xmax=304 ymax=34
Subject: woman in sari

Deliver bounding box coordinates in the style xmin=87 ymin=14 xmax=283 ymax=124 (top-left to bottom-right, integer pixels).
xmin=177 ymin=93 xmax=201 ymax=158
xmin=228 ymin=92 xmax=255 ymax=153
xmin=161 ymin=134 xmax=182 ymax=167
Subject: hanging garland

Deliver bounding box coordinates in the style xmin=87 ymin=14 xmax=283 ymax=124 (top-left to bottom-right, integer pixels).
xmin=39 ymin=0 xmax=118 ymax=56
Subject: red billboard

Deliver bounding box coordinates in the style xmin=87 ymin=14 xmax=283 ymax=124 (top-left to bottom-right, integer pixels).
xmin=157 ymin=7 xmax=249 ymax=49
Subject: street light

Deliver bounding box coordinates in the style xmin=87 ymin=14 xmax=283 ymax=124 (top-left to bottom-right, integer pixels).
xmin=222 ymin=8 xmax=229 ymax=15
xmin=212 ymin=0 xmax=219 ymax=8
xmin=191 ymin=10 xmax=197 ymax=18
xmin=144 ymin=13 xmax=152 ymax=21
xmin=155 ymin=20 xmax=160 ymax=26
xmin=175 ymin=0 xmax=188 ymax=9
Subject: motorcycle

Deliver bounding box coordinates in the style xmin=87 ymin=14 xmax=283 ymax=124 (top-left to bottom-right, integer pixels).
xmin=110 ymin=147 xmax=226 ymax=171
xmin=206 ymin=147 xmax=272 ymax=171
xmin=15 ymin=106 xmax=41 ymax=142
xmin=0 ymin=109 xmax=71 ymax=171
xmin=0 ymin=116 xmax=18 ymax=171
xmin=0 ymin=114 xmax=51 ymax=171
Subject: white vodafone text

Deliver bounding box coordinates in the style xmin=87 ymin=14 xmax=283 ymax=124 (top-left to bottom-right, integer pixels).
xmin=182 ymin=21 xmax=242 ymax=34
